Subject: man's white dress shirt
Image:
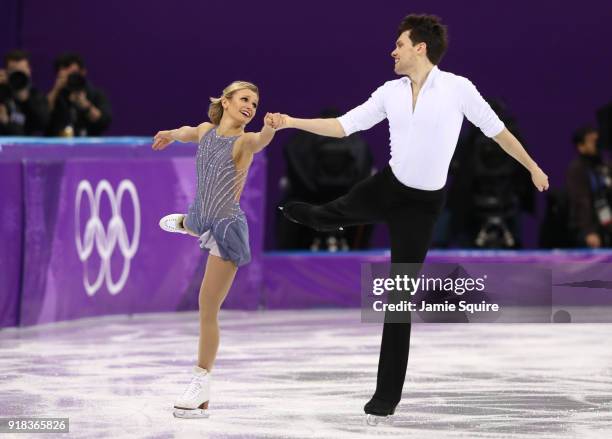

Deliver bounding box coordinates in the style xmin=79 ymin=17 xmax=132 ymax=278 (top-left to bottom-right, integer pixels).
xmin=338 ymin=66 xmax=505 ymax=190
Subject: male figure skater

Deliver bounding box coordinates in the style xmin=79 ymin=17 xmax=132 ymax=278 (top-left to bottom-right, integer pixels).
xmin=271 ymin=14 xmax=549 ymax=422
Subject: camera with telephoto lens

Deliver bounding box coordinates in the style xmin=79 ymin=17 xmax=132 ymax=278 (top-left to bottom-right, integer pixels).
xmin=0 ymin=71 xmax=31 ymax=105
xmin=8 ymin=71 xmax=30 ymax=91
xmin=66 ymin=72 xmax=87 ymax=93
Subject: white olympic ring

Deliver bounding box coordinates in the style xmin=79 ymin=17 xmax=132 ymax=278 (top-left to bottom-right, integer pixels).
xmin=74 ymin=179 xmax=141 ymax=296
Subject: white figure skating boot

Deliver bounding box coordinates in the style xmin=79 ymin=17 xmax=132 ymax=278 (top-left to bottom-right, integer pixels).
xmin=159 ymin=214 xmax=188 ymax=234
xmin=173 ymin=366 xmax=211 ymax=418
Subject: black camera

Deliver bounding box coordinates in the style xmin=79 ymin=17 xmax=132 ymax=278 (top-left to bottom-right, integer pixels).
xmin=8 ymin=71 xmax=30 ymax=91
xmin=0 ymin=71 xmax=31 ymax=105
xmin=66 ymin=72 xmax=87 ymax=93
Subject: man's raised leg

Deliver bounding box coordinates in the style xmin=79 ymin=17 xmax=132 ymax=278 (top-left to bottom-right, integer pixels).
xmin=280 ymin=168 xmax=389 ymax=231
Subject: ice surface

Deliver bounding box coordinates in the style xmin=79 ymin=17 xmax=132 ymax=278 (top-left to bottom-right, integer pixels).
xmin=1 ymin=310 xmax=611 ymax=438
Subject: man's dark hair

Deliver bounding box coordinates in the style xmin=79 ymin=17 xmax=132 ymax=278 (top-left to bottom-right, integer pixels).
xmin=397 ymin=14 xmax=448 ymax=65
xmin=54 ymin=52 xmax=85 ymax=72
xmin=572 ymin=126 xmax=597 ymax=146
xmin=4 ymin=49 xmax=30 ymax=67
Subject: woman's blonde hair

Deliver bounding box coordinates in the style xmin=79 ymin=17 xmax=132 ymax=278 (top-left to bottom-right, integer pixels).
xmin=208 ymin=81 xmax=259 ymax=125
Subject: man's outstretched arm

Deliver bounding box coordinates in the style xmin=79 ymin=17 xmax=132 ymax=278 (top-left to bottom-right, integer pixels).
xmin=493 ymin=127 xmax=549 ymax=192
xmin=460 ymin=78 xmax=549 ymax=192
xmin=273 ymin=116 xmax=346 ymax=138
xmin=270 ymin=85 xmax=387 ymax=138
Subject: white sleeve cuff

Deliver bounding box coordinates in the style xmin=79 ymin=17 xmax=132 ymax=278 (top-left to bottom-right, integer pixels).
xmin=337 ymin=114 xmax=356 ymax=137
xmin=483 ymin=120 xmax=505 ymax=138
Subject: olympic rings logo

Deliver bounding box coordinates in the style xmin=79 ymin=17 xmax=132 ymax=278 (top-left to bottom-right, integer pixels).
xmin=74 ymin=179 xmax=141 ymax=296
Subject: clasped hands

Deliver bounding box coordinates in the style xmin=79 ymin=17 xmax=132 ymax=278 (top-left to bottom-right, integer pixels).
xmin=263 ymin=113 xmax=289 ymax=130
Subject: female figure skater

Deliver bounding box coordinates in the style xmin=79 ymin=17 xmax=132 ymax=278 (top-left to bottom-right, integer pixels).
xmin=152 ymin=81 xmax=276 ymax=418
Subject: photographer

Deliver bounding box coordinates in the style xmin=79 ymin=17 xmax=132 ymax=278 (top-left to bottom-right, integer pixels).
xmin=46 ymin=53 xmax=111 ymax=136
xmin=566 ymin=126 xmax=612 ymax=248
xmin=0 ymin=50 xmax=49 ymax=135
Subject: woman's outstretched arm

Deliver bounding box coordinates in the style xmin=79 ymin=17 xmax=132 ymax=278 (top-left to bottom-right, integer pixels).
xmin=152 ymin=122 xmax=212 ymax=150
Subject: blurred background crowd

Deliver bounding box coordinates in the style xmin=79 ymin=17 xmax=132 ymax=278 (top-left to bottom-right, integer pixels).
xmin=1 ymin=50 xmax=111 ymax=137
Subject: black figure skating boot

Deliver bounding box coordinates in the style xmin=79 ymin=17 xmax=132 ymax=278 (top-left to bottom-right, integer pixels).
xmin=278 ymin=204 xmax=343 ymax=232
xmin=364 ymin=397 xmax=396 ymax=426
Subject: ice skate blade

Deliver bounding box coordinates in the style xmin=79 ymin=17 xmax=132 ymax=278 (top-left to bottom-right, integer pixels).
xmin=279 ymin=207 xmax=299 ymax=225
xmin=173 ymin=401 xmax=209 ymax=419
xmin=365 ymin=413 xmax=394 ymax=426
xmin=173 ymin=408 xmax=209 ymax=419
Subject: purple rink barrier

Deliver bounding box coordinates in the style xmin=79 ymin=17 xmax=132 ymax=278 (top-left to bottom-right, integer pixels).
xmin=19 ymin=157 xmax=265 ymax=326
xmin=0 ymin=162 xmax=23 ymax=327
xmin=0 ymin=138 xmax=265 ymax=327
xmin=261 ymin=252 xmax=389 ymax=308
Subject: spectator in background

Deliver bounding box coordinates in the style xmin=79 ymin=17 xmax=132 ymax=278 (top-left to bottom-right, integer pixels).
xmin=566 ymin=126 xmax=612 ymax=248
xmin=0 ymin=50 xmax=49 ymax=135
xmin=46 ymin=53 xmax=111 ymax=136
